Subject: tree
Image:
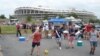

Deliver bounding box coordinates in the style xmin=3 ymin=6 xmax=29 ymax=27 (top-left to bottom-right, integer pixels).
xmin=58 ymin=15 xmax=65 ymax=18
xmin=9 ymin=15 xmax=15 ymax=19
xmin=43 ymin=15 xmax=48 ymax=20
xmin=95 ymin=19 xmax=100 ymax=23
xmin=26 ymin=16 xmax=32 ymax=22
xmin=68 ymin=12 xmax=78 ymax=18
xmin=0 ymin=14 xmax=6 ymax=19
xmin=89 ymin=19 xmax=95 ymax=23
xmin=89 ymin=19 xmax=100 ymax=23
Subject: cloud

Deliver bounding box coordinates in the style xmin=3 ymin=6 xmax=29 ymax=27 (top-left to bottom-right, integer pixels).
xmin=0 ymin=0 xmax=100 ymax=18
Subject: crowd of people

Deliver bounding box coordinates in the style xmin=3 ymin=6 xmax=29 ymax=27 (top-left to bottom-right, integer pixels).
xmin=15 ymin=21 xmax=100 ymax=56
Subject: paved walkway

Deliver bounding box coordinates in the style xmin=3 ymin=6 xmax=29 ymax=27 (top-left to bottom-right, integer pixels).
xmin=0 ymin=34 xmax=100 ymax=56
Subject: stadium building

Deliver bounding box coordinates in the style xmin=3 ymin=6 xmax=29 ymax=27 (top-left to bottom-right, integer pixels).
xmin=14 ymin=7 xmax=97 ymax=21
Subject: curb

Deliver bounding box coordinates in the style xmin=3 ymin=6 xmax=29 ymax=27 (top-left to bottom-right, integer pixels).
xmin=0 ymin=45 xmax=3 ymax=56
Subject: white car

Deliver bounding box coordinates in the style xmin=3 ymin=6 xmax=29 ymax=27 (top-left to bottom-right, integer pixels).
xmin=75 ymin=24 xmax=80 ymax=28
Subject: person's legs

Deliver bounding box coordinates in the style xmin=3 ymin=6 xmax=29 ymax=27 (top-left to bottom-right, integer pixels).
xmin=86 ymin=32 xmax=89 ymax=40
xmin=83 ymin=31 xmax=87 ymax=40
xmin=36 ymin=42 xmax=40 ymax=56
xmin=56 ymin=38 xmax=61 ymax=49
xmin=58 ymin=39 xmax=62 ymax=50
xmin=68 ymin=37 xmax=71 ymax=48
xmin=90 ymin=47 xmax=93 ymax=54
xmin=30 ymin=48 xmax=34 ymax=55
xmin=37 ymin=46 xmax=40 ymax=56
xmin=31 ymin=42 xmax=36 ymax=55
xmin=69 ymin=41 xmax=71 ymax=48
xmin=69 ymin=36 xmax=74 ymax=48
xmin=68 ymin=40 xmax=74 ymax=48
xmin=56 ymin=38 xmax=60 ymax=45
xmin=71 ymin=41 xmax=74 ymax=48
xmin=92 ymin=47 xmax=95 ymax=55
xmin=68 ymin=39 xmax=72 ymax=48
xmin=92 ymin=41 xmax=97 ymax=55
xmin=90 ymin=41 xmax=94 ymax=55
xmin=18 ymin=30 xmax=22 ymax=36
xmin=16 ymin=30 xmax=19 ymax=37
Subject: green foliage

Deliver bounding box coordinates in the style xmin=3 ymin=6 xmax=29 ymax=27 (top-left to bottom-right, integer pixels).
xmin=0 ymin=14 xmax=6 ymax=19
xmin=89 ymin=19 xmax=100 ymax=23
xmin=26 ymin=16 xmax=32 ymax=22
xmin=68 ymin=12 xmax=78 ymax=18
xmin=58 ymin=15 xmax=65 ymax=18
xmin=44 ymin=15 xmax=48 ymax=20
xmin=9 ymin=15 xmax=15 ymax=19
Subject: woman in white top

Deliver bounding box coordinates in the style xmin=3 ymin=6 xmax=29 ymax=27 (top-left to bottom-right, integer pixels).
xmin=89 ymin=26 xmax=99 ymax=55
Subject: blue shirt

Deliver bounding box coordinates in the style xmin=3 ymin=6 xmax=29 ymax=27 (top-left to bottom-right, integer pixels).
xmin=69 ymin=28 xmax=75 ymax=36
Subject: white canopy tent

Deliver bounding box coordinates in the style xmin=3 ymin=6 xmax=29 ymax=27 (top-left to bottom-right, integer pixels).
xmin=65 ymin=16 xmax=82 ymax=22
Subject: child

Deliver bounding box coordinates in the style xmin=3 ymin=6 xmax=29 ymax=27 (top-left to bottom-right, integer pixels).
xmin=89 ymin=26 xmax=99 ymax=55
xmin=28 ymin=26 xmax=42 ymax=56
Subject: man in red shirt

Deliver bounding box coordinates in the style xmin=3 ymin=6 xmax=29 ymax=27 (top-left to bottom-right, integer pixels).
xmin=28 ymin=26 xmax=42 ymax=56
xmin=86 ymin=23 xmax=92 ymax=32
xmin=84 ymin=23 xmax=92 ymax=40
xmin=16 ymin=23 xmax=22 ymax=37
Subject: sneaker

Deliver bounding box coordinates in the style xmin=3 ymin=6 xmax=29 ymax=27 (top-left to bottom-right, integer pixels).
xmin=91 ymin=52 xmax=95 ymax=55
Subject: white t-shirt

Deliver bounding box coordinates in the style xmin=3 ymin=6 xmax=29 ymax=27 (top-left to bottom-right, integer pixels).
xmin=51 ymin=25 xmax=54 ymax=30
xmin=90 ymin=30 xmax=98 ymax=41
xmin=44 ymin=25 xmax=49 ymax=30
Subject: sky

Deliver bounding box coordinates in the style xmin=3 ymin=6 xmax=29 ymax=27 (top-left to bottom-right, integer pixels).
xmin=0 ymin=0 xmax=100 ymax=18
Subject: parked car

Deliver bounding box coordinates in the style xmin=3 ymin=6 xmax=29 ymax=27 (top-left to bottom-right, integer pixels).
xmin=95 ymin=25 xmax=100 ymax=31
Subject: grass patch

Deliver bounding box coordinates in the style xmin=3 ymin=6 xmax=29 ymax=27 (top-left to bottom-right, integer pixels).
xmin=1 ymin=25 xmax=16 ymax=34
xmin=0 ymin=25 xmax=32 ymax=34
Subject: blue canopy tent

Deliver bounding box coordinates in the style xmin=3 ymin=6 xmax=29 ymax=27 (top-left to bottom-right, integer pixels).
xmin=48 ymin=18 xmax=69 ymax=25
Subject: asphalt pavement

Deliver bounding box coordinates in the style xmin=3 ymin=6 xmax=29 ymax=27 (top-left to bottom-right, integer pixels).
xmin=0 ymin=34 xmax=100 ymax=56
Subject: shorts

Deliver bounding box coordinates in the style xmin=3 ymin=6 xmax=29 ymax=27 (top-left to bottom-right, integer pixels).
xmin=56 ymin=38 xmax=62 ymax=43
xmin=68 ymin=36 xmax=75 ymax=42
xmin=90 ymin=41 xmax=97 ymax=47
xmin=32 ymin=42 xmax=40 ymax=48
